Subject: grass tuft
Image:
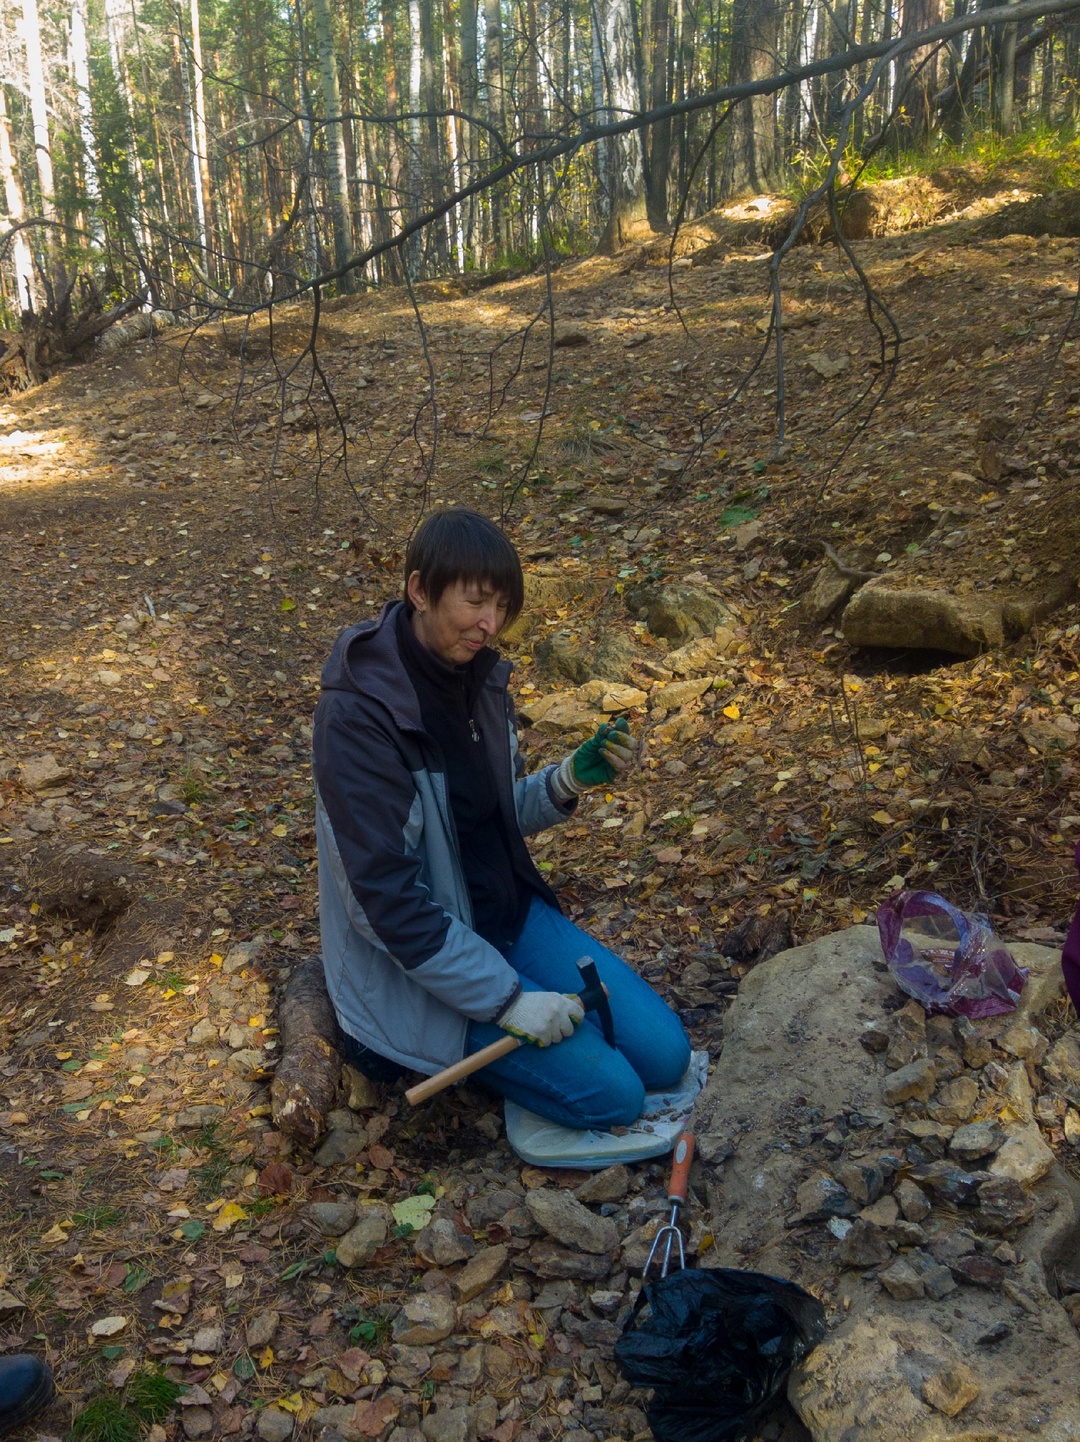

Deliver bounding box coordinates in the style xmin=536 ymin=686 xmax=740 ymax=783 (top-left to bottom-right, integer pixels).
xmin=126 ymin=1369 xmax=182 ymax=1423
xmin=72 ymin=1205 xmax=123 ymax=1231
xmin=67 ymin=1395 xmax=139 ymax=1442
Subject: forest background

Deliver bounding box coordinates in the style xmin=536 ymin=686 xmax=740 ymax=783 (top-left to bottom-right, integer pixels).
xmin=2 ymin=0 xmax=1080 ymax=318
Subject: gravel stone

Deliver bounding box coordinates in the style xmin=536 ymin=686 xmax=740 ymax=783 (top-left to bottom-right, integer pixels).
xmin=454 ymin=1244 xmax=509 ymax=1301
xmin=522 ymin=1240 xmax=611 ymax=1280
xmin=525 ymin=1187 xmax=618 ymax=1253
xmin=574 ymin=1165 xmax=630 ymax=1204
xmin=415 ymin=1217 xmax=473 ymax=1266
xmin=393 ymin=1293 xmax=457 ymax=1346
xmin=246 ymin=1310 xmax=279 ymax=1349
xmin=418 ymin=1407 xmax=467 ymax=1442
xmin=895 ymin=1178 xmax=930 ymax=1222
xmin=181 ymin=1408 xmax=214 ymax=1438
xmin=793 ymin=1172 xmax=857 ymax=1222
xmin=928 ymin=1075 xmax=980 ymax=1125
xmin=879 ymin=1259 xmax=925 ymax=1300
xmin=335 ymin=1210 xmax=388 ymax=1268
xmin=948 ymin=1120 xmax=1003 ymax=1161
xmin=314 ymin=1127 xmax=367 ymax=1167
xmin=951 ymin=1254 xmax=1005 ymax=1288
xmin=923 ymin=1362 xmax=980 ymax=1416
xmin=257 ymin=1408 xmax=295 ymax=1442
xmin=836 ymin=1219 xmax=892 ymax=1269
xmin=882 ymin=1057 xmax=936 ymax=1105
xmin=310 ymin=1201 xmax=357 ymax=1237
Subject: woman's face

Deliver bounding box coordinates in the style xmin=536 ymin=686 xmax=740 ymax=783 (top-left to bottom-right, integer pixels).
xmin=407 ymin=572 xmax=511 ymax=665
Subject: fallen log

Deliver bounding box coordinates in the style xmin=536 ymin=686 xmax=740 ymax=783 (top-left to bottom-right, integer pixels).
xmin=270 ymin=955 xmax=342 ymax=1147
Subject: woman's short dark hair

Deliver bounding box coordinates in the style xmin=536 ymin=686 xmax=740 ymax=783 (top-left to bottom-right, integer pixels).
xmin=404 ymin=508 xmax=524 ymax=620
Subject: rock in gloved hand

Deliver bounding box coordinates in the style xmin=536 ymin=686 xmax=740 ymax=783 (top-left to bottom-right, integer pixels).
xmin=498 ymin=990 xmax=585 ymax=1047
xmin=552 ymin=718 xmax=638 ymax=800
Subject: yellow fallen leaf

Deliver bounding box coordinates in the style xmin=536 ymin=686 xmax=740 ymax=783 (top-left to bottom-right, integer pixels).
xmin=40 ymin=1223 xmax=71 ymax=1247
xmin=211 ymin=1203 xmax=248 ymax=1233
xmin=722 ymin=703 xmax=740 ymax=720
xmin=91 ymin=1315 xmax=128 ymax=1337
xmin=271 ymin=824 xmax=288 ymax=838
xmin=275 ymin=1393 xmax=304 ymax=1414
xmin=257 ymin=1346 xmax=275 ymax=1369
xmin=870 ymin=811 xmax=895 ymax=826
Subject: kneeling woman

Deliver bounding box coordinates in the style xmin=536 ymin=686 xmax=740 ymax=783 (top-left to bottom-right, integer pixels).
xmin=313 ymin=507 xmax=690 ymax=1129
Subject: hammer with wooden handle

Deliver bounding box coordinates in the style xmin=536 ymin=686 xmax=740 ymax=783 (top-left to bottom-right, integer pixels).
xmin=405 ymin=958 xmax=612 ymax=1106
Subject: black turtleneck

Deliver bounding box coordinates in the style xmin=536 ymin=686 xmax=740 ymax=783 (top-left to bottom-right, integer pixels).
xmin=395 ymin=607 xmax=549 ymax=951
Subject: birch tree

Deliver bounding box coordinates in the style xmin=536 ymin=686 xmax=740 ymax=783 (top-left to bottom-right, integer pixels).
xmin=0 ymin=83 xmax=37 ymax=309
xmin=311 ymin=0 xmax=356 ymax=283
xmin=597 ymin=0 xmax=653 ymax=252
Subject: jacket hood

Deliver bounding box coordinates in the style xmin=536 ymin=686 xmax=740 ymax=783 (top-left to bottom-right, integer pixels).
xmin=320 ymin=600 xmax=511 ymax=732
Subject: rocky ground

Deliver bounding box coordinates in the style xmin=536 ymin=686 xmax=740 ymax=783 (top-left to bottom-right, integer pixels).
xmin=1 ymin=158 xmax=1080 ymax=1441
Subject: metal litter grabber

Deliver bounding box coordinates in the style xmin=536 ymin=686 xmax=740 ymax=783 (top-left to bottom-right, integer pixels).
xmin=644 ymin=1130 xmax=694 ymax=1279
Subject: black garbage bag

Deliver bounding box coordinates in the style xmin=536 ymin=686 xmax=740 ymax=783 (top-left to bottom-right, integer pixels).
xmin=614 ymin=1268 xmax=826 ymax=1442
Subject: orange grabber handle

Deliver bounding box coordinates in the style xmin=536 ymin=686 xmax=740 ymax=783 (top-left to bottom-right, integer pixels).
xmin=668 ymin=1131 xmax=694 ymax=1204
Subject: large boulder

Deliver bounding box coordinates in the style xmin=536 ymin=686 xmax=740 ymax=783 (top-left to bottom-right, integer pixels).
xmin=622 ymin=582 xmax=732 ymax=642
xmin=500 ymin=571 xmax=606 ymax=646
xmin=800 ymin=567 xmax=857 ymax=625
xmin=840 ymin=586 xmax=1004 ymax=656
xmin=694 ymin=926 xmax=1080 ymax=1442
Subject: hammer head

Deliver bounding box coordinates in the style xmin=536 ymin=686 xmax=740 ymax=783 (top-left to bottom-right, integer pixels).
xmin=576 ymin=958 xmax=616 ymax=1048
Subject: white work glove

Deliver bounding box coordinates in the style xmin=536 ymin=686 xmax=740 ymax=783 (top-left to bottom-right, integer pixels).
xmin=499 ymin=990 xmax=585 ymax=1047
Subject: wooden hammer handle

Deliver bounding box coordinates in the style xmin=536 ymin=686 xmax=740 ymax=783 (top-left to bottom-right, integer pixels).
xmin=404 ymin=980 xmax=610 ymax=1107
xmin=405 ymin=1034 xmax=521 ymax=1105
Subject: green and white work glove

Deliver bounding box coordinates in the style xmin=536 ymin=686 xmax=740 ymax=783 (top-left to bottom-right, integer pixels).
xmin=550 ymin=717 xmax=638 ymax=803
xmin=499 ymin=991 xmax=585 ymax=1047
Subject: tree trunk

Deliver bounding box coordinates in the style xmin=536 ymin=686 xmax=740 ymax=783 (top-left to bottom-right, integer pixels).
xmin=177 ymin=23 xmax=209 ymax=260
xmin=188 ymin=0 xmax=214 ymax=266
xmin=598 ymin=0 xmax=653 ymax=253
xmin=1066 ymin=21 xmax=1080 ymax=119
xmin=310 ymin=0 xmax=357 ymax=285
xmin=1040 ymin=33 xmax=1056 ymax=120
xmin=270 ymin=956 xmax=342 ymax=1148
xmin=991 ymin=0 xmax=1020 ymax=132
xmin=721 ymin=0 xmax=782 ymax=199
xmin=645 ymin=0 xmax=673 ymax=229
xmin=590 ymin=0 xmax=610 ymax=225
xmin=941 ymin=0 xmax=989 ymax=139
xmin=69 ymin=0 xmax=103 ymax=243
xmin=407 ymin=0 xmax=424 ymax=271
xmin=459 ymin=0 xmax=478 ymax=257
xmin=103 ymin=0 xmax=155 ymax=290
xmin=893 ymin=0 xmax=947 ymax=142
xmin=483 ymin=0 xmax=508 ymax=255
xmin=419 ymin=0 xmax=448 ymax=266
xmin=379 ymin=0 xmax=405 ymax=281
xmin=0 ymin=86 xmax=37 ymax=311
xmin=20 ymin=0 xmax=56 ymax=230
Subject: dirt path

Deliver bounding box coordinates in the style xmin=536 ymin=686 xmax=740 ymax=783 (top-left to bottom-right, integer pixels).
xmin=1 ymin=192 xmax=1079 ymax=1439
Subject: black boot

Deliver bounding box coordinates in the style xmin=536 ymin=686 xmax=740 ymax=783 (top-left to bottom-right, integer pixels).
xmin=0 ymin=1355 xmax=55 ymax=1437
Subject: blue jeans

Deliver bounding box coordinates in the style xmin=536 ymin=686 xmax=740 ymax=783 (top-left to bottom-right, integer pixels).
xmin=466 ymin=897 xmax=691 ymax=1130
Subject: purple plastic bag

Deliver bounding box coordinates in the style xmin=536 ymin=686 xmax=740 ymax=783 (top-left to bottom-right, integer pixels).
xmin=876 ymin=891 xmax=1027 ymax=1019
